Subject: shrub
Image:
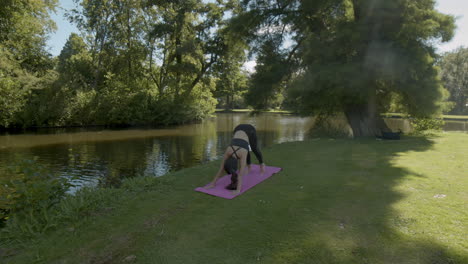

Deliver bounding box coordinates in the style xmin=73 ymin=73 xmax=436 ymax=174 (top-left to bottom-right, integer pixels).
xmin=0 ymin=163 xmax=170 ymax=244
xmin=0 ymin=160 xmax=70 ymax=219
xmin=0 ymin=159 xmax=71 ymax=242
xmin=410 ymin=117 xmax=444 ymax=134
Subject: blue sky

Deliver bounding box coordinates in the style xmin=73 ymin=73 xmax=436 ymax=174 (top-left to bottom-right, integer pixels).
xmin=47 ymin=0 xmax=468 ymax=58
xmin=48 ymin=0 xmax=78 ymax=56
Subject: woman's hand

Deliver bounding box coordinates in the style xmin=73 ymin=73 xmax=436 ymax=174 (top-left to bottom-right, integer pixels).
xmin=205 ymin=182 xmax=215 ymax=189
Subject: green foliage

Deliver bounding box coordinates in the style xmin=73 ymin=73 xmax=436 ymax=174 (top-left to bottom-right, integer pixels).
xmin=0 ymin=0 xmax=247 ymax=129
xmin=96 ymin=75 xmax=151 ymax=125
xmin=213 ymin=34 xmax=249 ymax=110
xmin=52 ymin=188 xmax=124 ymax=224
xmin=0 ymin=157 xmax=130 ymax=243
xmin=383 ymin=88 xmax=454 ymax=116
xmin=0 ymin=187 xmax=125 ymax=245
xmin=0 ymin=171 xmax=173 ymax=245
xmin=0 ymin=160 xmax=70 ymax=216
xmin=438 ymin=47 xmax=468 ymax=114
xmin=0 ymin=0 xmax=57 ymax=129
xmin=0 ymin=0 xmax=57 ymax=74
xmin=0 ymin=67 xmax=26 ymax=127
xmin=306 ymin=115 xmax=352 ymax=138
xmin=57 ymin=33 xmax=93 ymax=87
xmin=246 ymin=39 xmax=289 ymax=109
xmin=0 ymin=0 xmax=459 ymax=131
xmin=232 ymin=0 xmax=456 ymax=135
xmin=66 ymin=89 xmax=98 ymax=125
xmin=18 ymin=70 xmax=61 ymax=127
xmin=151 ymin=81 xmax=217 ymax=125
xmin=214 ymin=69 xmax=248 ymax=110
xmin=0 ymin=159 xmax=71 ymax=241
xmin=409 ymin=117 xmax=444 ymax=134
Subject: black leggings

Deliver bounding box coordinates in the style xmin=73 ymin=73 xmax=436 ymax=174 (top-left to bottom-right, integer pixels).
xmin=233 ymin=124 xmax=264 ymax=165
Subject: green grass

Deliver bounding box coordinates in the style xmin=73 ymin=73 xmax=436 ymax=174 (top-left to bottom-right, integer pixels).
xmin=2 ymin=132 xmax=467 ymax=264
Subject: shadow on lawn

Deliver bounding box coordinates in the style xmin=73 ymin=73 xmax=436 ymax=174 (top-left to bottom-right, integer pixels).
xmin=136 ymin=135 xmax=465 ymax=264
xmin=251 ymin=135 xmax=464 ymax=263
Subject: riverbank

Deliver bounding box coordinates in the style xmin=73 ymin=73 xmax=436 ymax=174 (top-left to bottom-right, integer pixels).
xmin=215 ymin=109 xmax=294 ymax=114
xmin=382 ymin=113 xmax=468 ymax=121
xmin=216 ymin=109 xmax=468 ymax=121
xmin=2 ymin=132 xmax=467 ymax=263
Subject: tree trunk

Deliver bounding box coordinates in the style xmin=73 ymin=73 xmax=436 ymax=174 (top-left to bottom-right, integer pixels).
xmin=344 ymin=90 xmax=389 ymax=137
xmin=457 ymin=94 xmax=466 ymax=114
xmin=226 ymin=95 xmax=231 ymax=110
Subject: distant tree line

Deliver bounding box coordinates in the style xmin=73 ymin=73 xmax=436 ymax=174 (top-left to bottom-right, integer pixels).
xmin=0 ymin=0 xmax=462 ymax=136
xmin=438 ymin=47 xmax=468 ymax=115
xmin=0 ymin=0 xmax=249 ymax=128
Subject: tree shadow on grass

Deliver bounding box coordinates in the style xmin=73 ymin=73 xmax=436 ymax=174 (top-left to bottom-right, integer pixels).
xmin=244 ymin=135 xmax=465 ymax=263
xmin=128 ymin=134 xmax=465 ymax=264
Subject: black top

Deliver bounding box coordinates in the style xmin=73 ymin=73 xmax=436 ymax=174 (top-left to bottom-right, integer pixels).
xmin=233 ymin=124 xmax=264 ymax=164
xmin=231 ymin=138 xmax=249 ymax=151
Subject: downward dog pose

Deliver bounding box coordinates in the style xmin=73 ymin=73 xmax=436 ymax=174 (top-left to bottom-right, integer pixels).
xmin=233 ymin=124 xmax=265 ymax=172
xmin=206 ymin=124 xmax=266 ymax=194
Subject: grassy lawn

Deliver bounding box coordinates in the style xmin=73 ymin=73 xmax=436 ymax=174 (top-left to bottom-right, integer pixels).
xmin=2 ymin=132 xmax=467 ymax=264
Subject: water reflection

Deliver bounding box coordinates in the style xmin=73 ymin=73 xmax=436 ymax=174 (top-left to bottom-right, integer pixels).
xmin=0 ymin=113 xmax=315 ymax=192
xmin=0 ymin=113 xmax=466 ymax=193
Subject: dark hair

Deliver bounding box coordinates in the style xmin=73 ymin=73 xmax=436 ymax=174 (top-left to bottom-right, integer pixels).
xmin=224 ymin=156 xmax=237 ymax=175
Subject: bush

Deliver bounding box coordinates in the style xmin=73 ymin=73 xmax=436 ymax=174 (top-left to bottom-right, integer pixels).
xmin=0 ymin=164 xmax=171 ymax=245
xmin=306 ymin=114 xmax=352 ymax=138
xmin=0 ymin=75 xmax=27 ymax=128
xmin=0 ymin=159 xmax=71 ymax=242
xmin=0 ymin=187 xmax=127 ymax=244
xmin=410 ymin=117 xmax=444 ymax=134
xmin=0 ymin=160 xmax=70 ymax=219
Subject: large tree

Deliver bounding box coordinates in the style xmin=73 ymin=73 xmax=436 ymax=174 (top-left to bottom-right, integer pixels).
xmin=146 ymin=0 xmax=230 ymax=99
xmin=212 ymin=23 xmax=249 ymax=110
xmin=230 ymin=0 xmax=455 ymax=137
xmin=69 ymin=0 xmax=147 ymax=88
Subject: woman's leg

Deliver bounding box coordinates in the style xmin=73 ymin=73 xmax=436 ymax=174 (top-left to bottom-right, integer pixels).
xmin=234 ymin=124 xmax=264 ymax=164
xmin=245 ymin=126 xmax=264 ymax=164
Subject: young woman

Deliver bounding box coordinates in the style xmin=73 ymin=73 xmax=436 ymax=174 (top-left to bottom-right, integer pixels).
xmin=206 ymin=124 xmax=265 ymax=194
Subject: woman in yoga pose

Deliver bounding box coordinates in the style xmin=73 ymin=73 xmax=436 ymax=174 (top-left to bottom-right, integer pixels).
xmin=206 ymin=124 xmax=265 ymax=194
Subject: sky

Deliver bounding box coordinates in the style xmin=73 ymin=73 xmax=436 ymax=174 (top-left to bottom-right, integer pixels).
xmin=48 ymin=0 xmax=79 ymax=56
xmin=47 ymin=0 xmax=468 ymax=72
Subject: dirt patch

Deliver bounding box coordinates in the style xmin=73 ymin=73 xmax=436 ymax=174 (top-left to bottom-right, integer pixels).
xmin=77 ymin=205 xmax=186 ymax=264
xmin=0 ymin=247 xmax=20 ymax=259
xmin=75 ymin=234 xmax=135 ymax=264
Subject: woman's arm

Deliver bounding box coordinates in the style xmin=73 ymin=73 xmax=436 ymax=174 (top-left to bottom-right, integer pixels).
xmin=233 ymin=152 xmax=248 ymax=194
xmin=206 ymin=150 xmax=228 ymax=188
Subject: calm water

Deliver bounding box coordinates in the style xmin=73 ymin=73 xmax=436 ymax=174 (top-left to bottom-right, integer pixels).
xmin=0 ymin=113 xmax=466 ymax=193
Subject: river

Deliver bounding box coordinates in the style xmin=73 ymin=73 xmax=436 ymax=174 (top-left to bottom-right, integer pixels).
xmin=0 ymin=113 xmax=466 ymax=193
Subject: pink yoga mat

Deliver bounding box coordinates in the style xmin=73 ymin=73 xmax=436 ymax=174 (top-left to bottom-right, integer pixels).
xmin=195 ymin=164 xmax=282 ymax=199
